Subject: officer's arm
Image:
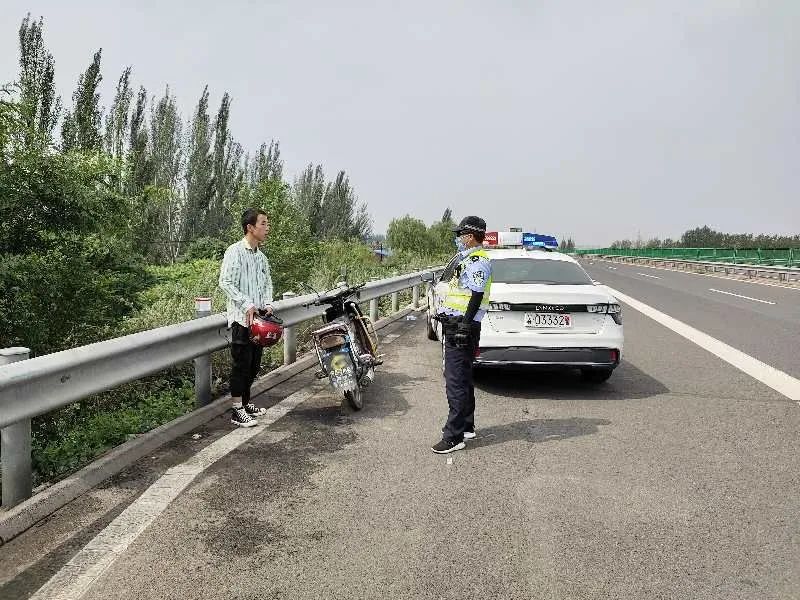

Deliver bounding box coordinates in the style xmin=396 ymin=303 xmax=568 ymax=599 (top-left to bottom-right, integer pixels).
xmin=461 ymin=257 xmax=490 ymax=323
xmin=462 ymin=291 xmax=484 ymax=323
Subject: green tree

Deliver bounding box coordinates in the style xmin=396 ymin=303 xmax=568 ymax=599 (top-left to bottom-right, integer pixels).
xmin=126 ymin=86 xmax=151 ymax=196
xmin=149 ymin=86 xmax=182 ymax=189
xmin=319 ymin=170 xmax=372 ymax=240
xmin=0 ymin=85 xmax=23 ymax=152
xmin=562 ymin=237 xmax=576 ymax=252
xmin=611 ymin=239 xmax=633 ymax=249
xmin=62 ymin=49 xmax=103 ymax=152
xmin=293 ymin=163 xmax=326 ymax=235
xmin=208 ymin=92 xmax=233 ymax=234
xmin=0 ymin=151 xmax=129 ymax=255
xmin=138 ymin=87 xmax=183 ymax=261
xmin=17 ymin=14 xmax=61 ymax=150
xmin=184 ymin=86 xmax=213 ymax=240
xmin=230 ymin=179 xmax=318 ymax=295
xmin=387 ymin=215 xmax=433 ymax=254
xmin=248 ymin=140 xmax=282 ymax=185
xmin=427 ymin=208 xmax=457 ymax=255
xmin=104 ymin=66 xmax=132 ymax=159
xmin=0 ymin=147 xmax=148 ymax=354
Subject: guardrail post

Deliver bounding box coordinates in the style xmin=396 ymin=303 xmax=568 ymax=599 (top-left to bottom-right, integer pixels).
xmin=1 ymin=347 xmax=32 ymax=507
xmin=282 ymin=292 xmax=297 ymax=365
xmin=368 ymin=277 xmax=380 ymax=322
xmin=193 ymin=298 xmax=213 ymax=408
xmin=391 ymin=271 xmax=399 ymax=313
xmin=412 ymin=284 xmax=420 ymax=308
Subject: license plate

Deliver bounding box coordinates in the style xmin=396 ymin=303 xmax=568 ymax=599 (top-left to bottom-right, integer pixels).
xmin=524 ymin=312 xmax=572 ymax=328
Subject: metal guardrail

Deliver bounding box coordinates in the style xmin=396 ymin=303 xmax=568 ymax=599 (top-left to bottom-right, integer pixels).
xmin=582 ymin=254 xmax=800 ymax=283
xmin=0 ymin=268 xmax=442 ymax=507
xmin=574 ymin=247 xmax=799 ymax=267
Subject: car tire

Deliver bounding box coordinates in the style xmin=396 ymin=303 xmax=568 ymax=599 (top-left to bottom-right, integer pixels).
xmin=426 ymin=311 xmax=438 ymax=341
xmin=580 ymin=368 xmax=613 ymax=384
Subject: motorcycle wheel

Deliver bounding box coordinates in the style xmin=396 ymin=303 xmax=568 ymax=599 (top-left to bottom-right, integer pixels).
xmin=343 ymin=387 xmax=363 ymax=410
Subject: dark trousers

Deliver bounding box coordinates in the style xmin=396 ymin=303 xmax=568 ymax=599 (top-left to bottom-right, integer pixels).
xmin=442 ymin=322 xmax=481 ymax=443
xmin=230 ymin=322 xmax=264 ymax=404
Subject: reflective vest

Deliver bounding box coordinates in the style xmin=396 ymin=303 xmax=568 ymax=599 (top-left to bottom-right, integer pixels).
xmin=442 ymin=249 xmax=492 ymax=314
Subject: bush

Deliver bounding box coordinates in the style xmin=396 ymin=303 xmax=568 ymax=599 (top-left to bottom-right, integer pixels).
xmin=32 ymin=381 xmax=195 ymax=483
xmin=181 ymin=236 xmax=228 ymax=261
xmin=0 ymin=233 xmax=150 ymax=355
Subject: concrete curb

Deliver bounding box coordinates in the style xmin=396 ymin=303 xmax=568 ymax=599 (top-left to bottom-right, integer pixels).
xmin=0 ymin=306 xmax=420 ymax=545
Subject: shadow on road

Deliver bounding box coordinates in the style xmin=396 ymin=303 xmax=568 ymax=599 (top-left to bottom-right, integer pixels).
xmin=290 ymin=369 xmax=423 ymax=425
xmin=469 ymin=417 xmax=611 ymax=450
xmin=474 ymin=360 xmax=668 ymax=401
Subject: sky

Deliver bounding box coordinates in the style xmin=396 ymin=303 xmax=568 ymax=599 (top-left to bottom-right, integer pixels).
xmin=2 ymin=0 xmax=798 ymax=246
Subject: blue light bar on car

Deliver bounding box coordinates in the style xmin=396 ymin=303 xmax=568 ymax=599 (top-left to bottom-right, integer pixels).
xmin=522 ymin=233 xmax=558 ymax=248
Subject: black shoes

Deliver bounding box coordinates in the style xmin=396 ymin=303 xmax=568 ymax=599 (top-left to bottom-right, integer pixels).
xmin=231 ymin=406 xmax=258 ymax=428
xmin=431 ymin=439 xmax=466 ymax=454
xmin=244 ymin=403 xmax=267 ymax=417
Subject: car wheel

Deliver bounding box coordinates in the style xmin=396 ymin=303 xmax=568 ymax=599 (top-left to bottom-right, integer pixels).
xmin=426 ymin=310 xmax=438 ymax=341
xmin=580 ymin=368 xmax=613 ymax=384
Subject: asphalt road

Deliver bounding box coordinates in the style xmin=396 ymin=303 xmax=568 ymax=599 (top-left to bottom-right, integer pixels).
xmin=580 ymin=258 xmax=800 ymax=379
xmin=2 ymin=301 xmax=799 ymax=599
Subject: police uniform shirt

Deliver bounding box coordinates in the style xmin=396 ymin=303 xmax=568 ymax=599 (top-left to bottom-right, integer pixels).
xmin=438 ymin=247 xmax=492 ymax=322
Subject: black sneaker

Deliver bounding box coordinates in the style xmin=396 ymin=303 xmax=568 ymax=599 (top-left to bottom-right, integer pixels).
xmin=231 ymin=406 xmax=258 ymax=428
xmin=244 ymin=403 xmax=267 ymax=417
xmin=431 ymin=439 xmax=466 ymax=454
xmin=463 ymin=430 xmax=476 ymax=441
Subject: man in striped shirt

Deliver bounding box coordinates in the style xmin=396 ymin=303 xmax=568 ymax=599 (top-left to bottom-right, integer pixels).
xmin=218 ymin=208 xmax=274 ymax=427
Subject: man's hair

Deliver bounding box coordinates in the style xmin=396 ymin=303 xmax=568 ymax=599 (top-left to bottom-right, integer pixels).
xmin=241 ymin=208 xmax=267 ymax=234
xmin=472 ymin=231 xmax=485 ymax=243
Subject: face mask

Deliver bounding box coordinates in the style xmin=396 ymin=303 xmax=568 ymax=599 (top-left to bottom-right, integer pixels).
xmin=454 ymin=236 xmax=466 ymax=252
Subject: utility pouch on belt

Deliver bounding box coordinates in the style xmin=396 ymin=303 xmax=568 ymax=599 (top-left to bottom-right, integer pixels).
xmin=434 ymin=314 xmax=462 ymax=335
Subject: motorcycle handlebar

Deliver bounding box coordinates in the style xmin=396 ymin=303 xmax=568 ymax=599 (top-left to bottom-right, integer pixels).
xmin=301 ymin=282 xmax=366 ymax=308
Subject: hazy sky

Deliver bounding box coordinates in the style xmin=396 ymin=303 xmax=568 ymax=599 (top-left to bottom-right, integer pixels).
xmin=2 ymin=1 xmax=798 ymax=245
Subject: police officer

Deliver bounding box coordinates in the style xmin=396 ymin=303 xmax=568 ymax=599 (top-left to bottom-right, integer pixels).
xmin=431 ymin=216 xmax=492 ymax=454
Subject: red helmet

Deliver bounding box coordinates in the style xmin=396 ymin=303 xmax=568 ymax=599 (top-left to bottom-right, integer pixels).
xmin=250 ymin=314 xmax=283 ymax=347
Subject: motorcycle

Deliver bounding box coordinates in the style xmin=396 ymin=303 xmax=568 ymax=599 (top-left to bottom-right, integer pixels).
xmin=305 ymin=282 xmax=382 ymax=410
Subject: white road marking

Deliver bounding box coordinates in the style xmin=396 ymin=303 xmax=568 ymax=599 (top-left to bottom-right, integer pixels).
xmin=29 ymin=388 xmax=316 ymax=600
xmin=708 ymin=288 xmax=776 ymax=305
xmin=608 ymin=266 xmax=617 ymax=270
xmin=607 ymin=287 xmax=800 ymax=401
xmin=636 ymin=273 xmax=661 ymax=279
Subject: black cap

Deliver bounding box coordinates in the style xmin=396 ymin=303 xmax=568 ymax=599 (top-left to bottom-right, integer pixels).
xmin=452 ymin=215 xmax=487 ymax=235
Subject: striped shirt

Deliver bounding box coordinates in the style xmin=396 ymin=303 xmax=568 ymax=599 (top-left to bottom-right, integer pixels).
xmin=218 ymin=238 xmax=274 ymax=327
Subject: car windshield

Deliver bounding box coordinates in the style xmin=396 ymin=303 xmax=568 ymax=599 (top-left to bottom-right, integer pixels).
xmin=491 ymin=258 xmax=593 ymax=285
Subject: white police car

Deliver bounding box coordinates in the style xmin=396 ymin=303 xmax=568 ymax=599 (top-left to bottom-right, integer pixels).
xmin=425 ymin=233 xmax=624 ymax=383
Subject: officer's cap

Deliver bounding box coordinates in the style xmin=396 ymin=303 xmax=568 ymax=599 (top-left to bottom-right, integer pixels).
xmin=452 ymin=216 xmax=487 ymax=235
